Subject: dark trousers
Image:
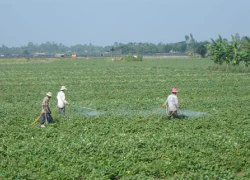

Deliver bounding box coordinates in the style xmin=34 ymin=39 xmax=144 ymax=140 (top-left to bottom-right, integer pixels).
xmin=168 ymin=111 xmax=178 ymax=119
xmin=58 ymin=107 xmax=65 ymax=114
xmin=40 ymin=113 xmax=53 ymax=125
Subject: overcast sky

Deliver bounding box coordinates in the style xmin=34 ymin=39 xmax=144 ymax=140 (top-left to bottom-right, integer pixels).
xmin=0 ymin=0 xmax=250 ymax=47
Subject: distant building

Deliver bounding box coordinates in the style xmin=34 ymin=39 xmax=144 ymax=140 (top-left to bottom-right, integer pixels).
xmin=33 ymin=52 xmax=47 ymax=57
xmin=55 ymin=53 xmax=65 ymax=58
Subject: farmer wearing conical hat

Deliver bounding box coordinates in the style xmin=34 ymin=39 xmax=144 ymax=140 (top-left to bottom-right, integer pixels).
xmin=40 ymin=92 xmax=53 ymax=127
xmin=162 ymin=87 xmax=180 ymax=118
xmin=57 ymin=86 xmax=69 ymax=114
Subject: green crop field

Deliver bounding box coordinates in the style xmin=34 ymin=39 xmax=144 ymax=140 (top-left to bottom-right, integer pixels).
xmin=0 ymin=57 xmax=250 ymax=179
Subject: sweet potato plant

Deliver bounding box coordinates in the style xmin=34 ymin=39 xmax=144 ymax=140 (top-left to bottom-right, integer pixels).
xmin=0 ymin=57 xmax=249 ymax=179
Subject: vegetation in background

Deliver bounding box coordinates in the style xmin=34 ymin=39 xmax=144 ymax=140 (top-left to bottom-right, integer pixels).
xmin=1 ymin=34 xmax=250 ymax=60
xmin=120 ymin=55 xmax=143 ymax=62
xmin=207 ymin=35 xmax=250 ymax=67
xmin=0 ymin=34 xmax=210 ymax=58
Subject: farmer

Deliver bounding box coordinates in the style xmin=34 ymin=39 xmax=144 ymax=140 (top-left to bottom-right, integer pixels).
xmin=40 ymin=92 xmax=53 ymax=127
xmin=57 ymin=86 xmax=68 ymax=114
xmin=162 ymin=87 xmax=180 ymax=119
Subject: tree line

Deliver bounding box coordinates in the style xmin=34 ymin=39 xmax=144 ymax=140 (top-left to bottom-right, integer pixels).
xmin=0 ymin=34 xmax=208 ymax=58
xmin=1 ymin=34 xmax=250 ymax=67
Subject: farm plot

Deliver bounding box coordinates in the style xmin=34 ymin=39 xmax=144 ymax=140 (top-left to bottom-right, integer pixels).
xmin=0 ymin=57 xmax=250 ymax=179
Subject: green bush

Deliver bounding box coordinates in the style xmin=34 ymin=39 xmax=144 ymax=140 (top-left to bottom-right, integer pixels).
xmin=120 ymin=55 xmax=143 ymax=62
xmin=207 ymin=35 xmax=250 ymax=67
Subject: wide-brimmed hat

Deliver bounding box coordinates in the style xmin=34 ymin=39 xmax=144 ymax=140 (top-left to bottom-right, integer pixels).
xmin=46 ymin=92 xmax=52 ymax=97
xmin=171 ymin=88 xmax=178 ymax=93
xmin=60 ymin=86 xmax=67 ymax=91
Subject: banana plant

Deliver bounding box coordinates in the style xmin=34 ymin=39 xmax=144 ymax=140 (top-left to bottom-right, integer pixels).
xmin=241 ymin=36 xmax=250 ymax=66
xmin=207 ymin=36 xmax=229 ymax=65
xmin=208 ymin=35 xmax=250 ymax=67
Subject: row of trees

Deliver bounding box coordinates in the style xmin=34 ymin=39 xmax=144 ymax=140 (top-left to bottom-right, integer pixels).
xmin=0 ymin=34 xmax=208 ymax=58
xmin=1 ymin=34 xmax=250 ymax=66
xmin=207 ymin=35 xmax=250 ymax=67
xmin=0 ymin=42 xmax=106 ymax=57
xmin=111 ymin=34 xmax=208 ymax=58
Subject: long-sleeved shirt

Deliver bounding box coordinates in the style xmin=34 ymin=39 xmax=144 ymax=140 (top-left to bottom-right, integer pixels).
xmin=57 ymin=91 xmax=67 ymax=108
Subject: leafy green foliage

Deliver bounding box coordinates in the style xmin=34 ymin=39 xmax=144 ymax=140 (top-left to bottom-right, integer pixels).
xmin=241 ymin=36 xmax=250 ymax=67
xmin=207 ymin=35 xmax=250 ymax=67
xmin=0 ymin=57 xmax=250 ymax=179
xmin=196 ymin=42 xmax=208 ymax=58
xmin=207 ymin=36 xmax=229 ymax=65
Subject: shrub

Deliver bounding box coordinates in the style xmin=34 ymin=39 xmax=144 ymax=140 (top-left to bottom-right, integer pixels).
xmin=120 ymin=55 xmax=143 ymax=62
xmin=207 ymin=35 xmax=250 ymax=67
